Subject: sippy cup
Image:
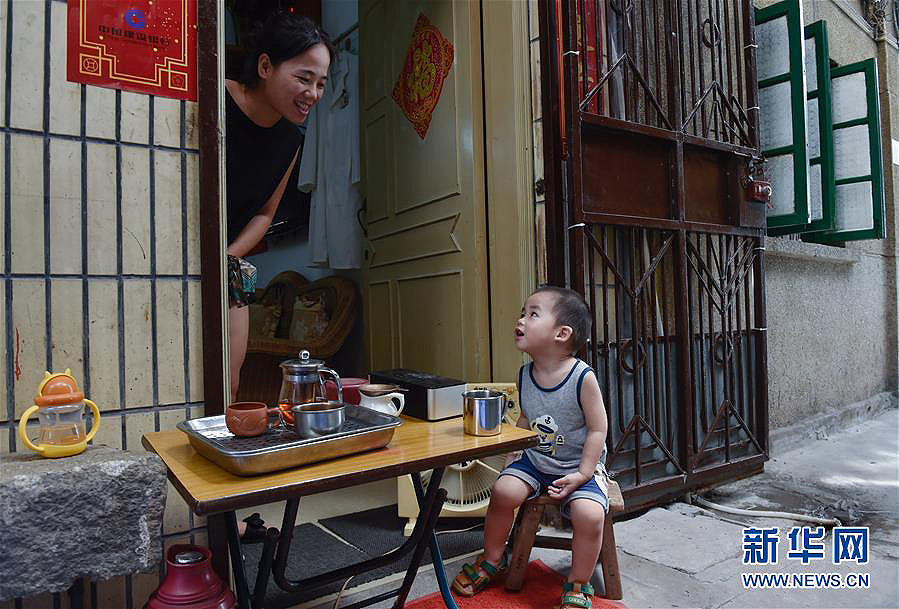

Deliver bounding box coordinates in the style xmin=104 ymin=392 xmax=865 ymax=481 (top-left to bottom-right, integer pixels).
xmin=18 ymin=369 xmax=100 ymax=458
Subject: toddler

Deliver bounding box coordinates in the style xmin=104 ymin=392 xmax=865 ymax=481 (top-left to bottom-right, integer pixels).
xmin=453 ymin=286 xmax=609 ymax=609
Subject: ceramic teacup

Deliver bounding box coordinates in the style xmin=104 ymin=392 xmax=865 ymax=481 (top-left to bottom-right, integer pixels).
xmin=226 ymin=402 xmax=282 ymax=437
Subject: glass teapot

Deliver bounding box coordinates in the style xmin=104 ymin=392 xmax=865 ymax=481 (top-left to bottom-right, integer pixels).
xmin=278 ymin=350 xmax=343 ymax=425
xmin=18 ymin=369 xmax=100 ymax=458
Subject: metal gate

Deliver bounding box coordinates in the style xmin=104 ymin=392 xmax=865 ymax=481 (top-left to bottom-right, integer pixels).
xmin=538 ymin=0 xmax=770 ymax=512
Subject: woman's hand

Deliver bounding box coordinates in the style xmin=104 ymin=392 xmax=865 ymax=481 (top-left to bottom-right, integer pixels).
xmin=547 ymin=471 xmax=590 ymax=500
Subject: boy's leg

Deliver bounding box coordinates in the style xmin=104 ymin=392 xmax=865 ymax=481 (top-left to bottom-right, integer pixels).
xmin=482 ymin=475 xmax=532 ymax=563
xmin=568 ymin=498 xmax=605 ymax=584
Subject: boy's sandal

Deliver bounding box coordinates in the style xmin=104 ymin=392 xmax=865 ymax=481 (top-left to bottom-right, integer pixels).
xmin=451 ymin=551 xmax=508 ymax=597
xmin=559 ymin=581 xmax=594 ymax=609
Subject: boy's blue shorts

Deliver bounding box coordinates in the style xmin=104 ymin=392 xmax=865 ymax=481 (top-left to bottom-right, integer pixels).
xmin=499 ymin=451 xmax=609 ymax=518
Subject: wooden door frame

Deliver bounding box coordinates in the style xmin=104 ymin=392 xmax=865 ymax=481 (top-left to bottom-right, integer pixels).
xmin=482 ymin=0 xmax=537 ymax=382
xmin=196 ymin=0 xmax=540 ymax=419
xmin=196 ymin=0 xmax=229 ymax=580
xmin=537 ymin=0 xmax=569 ymax=287
xmin=197 ymin=0 xmax=227 ymax=427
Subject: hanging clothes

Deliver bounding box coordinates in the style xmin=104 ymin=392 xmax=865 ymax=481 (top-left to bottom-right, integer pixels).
xmin=298 ymin=50 xmax=363 ymax=269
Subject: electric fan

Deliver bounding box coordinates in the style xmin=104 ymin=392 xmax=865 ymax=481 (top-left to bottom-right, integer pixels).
xmin=397 ymin=383 xmax=522 ymax=535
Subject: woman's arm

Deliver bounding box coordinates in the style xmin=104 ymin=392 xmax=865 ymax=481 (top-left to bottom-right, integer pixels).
xmin=227 ymin=150 xmax=299 ymax=258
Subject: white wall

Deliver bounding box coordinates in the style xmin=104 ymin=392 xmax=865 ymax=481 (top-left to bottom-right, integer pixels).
xmin=322 ymin=0 xmax=358 ymax=39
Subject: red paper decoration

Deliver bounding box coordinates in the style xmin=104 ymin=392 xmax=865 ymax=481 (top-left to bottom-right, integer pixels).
xmin=391 ymin=13 xmax=454 ymax=139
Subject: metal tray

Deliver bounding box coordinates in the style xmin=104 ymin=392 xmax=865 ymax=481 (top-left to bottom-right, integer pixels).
xmin=177 ymin=407 xmax=403 ymax=476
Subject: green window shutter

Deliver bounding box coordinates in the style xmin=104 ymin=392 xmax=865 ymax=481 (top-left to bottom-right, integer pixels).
xmin=756 ymin=0 xmax=810 ymax=231
xmin=770 ymin=20 xmax=835 ymax=236
xmin=803 ymin=58 xmax=885 ymax=244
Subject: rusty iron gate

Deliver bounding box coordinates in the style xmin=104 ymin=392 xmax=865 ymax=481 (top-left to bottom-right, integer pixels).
xmin=539 ymin=0 xmax=770 ymax=512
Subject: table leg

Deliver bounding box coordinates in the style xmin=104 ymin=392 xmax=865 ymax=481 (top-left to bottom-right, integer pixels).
xmin=208 ymin=513 xmax=231 ymax=584
xmin=391 ymin=480 xmax=446 ymax=608
xmin=268 ymin=478 xmax=446 ymax=608
xmin=410 ymin=470 xmax=461 ymax=609
xmin=225 ymin=510 xmax=252 ymax=609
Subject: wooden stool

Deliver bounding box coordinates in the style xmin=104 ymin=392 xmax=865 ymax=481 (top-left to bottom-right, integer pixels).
xmin=504 ymin=479 xmax=624 ymax=599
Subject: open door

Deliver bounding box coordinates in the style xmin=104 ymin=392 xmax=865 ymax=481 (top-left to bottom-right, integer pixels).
xmin=358 ymin=0 xmax=489 ymax=381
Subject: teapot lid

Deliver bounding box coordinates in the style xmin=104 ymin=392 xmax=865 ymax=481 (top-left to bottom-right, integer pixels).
xmin=280 ymin=350 xmax=325 ymax=373
xmin=34 ymin=369 xmax=84 ymax=407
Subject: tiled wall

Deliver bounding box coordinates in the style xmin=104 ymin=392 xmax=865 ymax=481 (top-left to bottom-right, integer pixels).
xmin=1 ymin=1 xmax=206 ymax=607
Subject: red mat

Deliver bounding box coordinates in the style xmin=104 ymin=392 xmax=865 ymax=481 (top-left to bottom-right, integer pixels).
xmin=405 ymin=560 xmax=629 ymax=609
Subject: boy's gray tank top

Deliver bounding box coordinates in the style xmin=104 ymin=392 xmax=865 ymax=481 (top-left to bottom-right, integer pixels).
xmin=518 ymin=359 xmax=606 ymax=476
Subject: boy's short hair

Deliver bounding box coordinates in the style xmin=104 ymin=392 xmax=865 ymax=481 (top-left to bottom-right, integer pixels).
xmin=533 ymin=285 xmax=591 ymax=354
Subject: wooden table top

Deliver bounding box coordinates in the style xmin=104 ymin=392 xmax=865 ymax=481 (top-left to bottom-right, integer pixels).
xmin=142 ymin=416 xmax=537 ymax=515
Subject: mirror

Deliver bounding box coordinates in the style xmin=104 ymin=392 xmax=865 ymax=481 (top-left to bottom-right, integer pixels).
xmin=215 ymin=1 xmax=365 ymax=408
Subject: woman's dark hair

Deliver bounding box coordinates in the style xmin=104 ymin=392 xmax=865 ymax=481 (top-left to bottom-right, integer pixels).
xmin=240 ymin=12 xmax=335 ymax=87
xmin=533 ymin=285 xmax=591 ymax=354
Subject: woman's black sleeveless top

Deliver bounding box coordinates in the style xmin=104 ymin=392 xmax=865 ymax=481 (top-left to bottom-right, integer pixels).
xmin=225 ymin=88 xmax=302 ymax=244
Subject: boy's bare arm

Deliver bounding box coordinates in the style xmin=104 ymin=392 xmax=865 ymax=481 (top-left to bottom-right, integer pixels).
xmin=504 ymin=415 xmax=530 ymax=466
xmin=548 ymin=370 xmax=608 ymax=499
xmin=576 ymin=370 xmax=608 ymax=477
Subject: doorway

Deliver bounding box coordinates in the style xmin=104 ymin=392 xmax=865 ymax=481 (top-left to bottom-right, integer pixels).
xmin=198 ymin=0 xmax=536 ymax=416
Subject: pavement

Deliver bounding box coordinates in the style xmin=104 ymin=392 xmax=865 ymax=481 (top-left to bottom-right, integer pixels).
xmin=294 ymin=407 xmax=898 ymax=609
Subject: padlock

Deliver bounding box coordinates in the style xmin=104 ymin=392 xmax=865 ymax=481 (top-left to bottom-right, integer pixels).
xmin=748 ymin=179 xmax=771 ymax=203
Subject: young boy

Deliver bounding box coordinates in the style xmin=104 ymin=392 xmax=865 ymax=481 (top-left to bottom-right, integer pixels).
xmin=453 ymin=286 xmax=609 ymax=609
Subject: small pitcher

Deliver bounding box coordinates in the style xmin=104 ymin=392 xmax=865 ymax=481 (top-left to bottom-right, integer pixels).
xmin=358 ymin=384 xmax=405 ymax=416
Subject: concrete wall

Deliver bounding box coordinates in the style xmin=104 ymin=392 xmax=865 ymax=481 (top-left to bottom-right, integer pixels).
xmin=0 ymin=2 xmax=207 ymax=607
xmin=759 ymin=0 xmax=899 ymax=427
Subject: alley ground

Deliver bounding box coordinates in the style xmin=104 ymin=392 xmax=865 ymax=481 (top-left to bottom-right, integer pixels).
xmin=294 ymin=406 xmax=898 ymax=609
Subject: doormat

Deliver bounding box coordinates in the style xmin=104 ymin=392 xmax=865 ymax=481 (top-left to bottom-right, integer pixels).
xmin=243 ymin=505 xmax=484 ymax=608
xmin=319 ymin=504 xmax=485 ymax=575
xmin=403 ymin=560 xmax=630 ymax=609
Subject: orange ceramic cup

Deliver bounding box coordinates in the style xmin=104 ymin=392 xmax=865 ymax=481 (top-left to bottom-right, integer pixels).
xmin=226 ymin=402 xmax=282 ymax=437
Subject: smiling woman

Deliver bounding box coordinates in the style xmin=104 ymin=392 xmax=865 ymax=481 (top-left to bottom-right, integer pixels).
xmin=224 ymin=12 xmax=335 ymax=402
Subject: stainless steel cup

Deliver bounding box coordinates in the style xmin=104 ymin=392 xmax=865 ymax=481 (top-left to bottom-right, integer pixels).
xmin=289 ymin=401 xmax=345 ymax=438
xmin=462 ymin=390 xmax=506 ymax=436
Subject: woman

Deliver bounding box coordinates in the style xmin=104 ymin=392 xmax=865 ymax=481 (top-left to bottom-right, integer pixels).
xmin=226 ymin=13 xmax=334 ymax=401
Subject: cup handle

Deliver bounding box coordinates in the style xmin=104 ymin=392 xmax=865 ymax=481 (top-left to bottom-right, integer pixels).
xmin=83 ymin=399 xmax=101 ymax=443
xmin=266 ymin=407 xmax=283 ymax=428
xmin=390 ymin=393 xmax=405 ymax=415
xmin=17 ymin=405 xmax=43 ymax=454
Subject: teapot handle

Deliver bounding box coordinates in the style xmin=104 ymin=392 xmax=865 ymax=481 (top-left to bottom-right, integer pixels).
xmin=17 ymin=405 xmax=44 ymax=455
xmin=83 ymin=399 xmax=101 ymax=443
xmin=319 ymin=367 xmax=343 ymax=403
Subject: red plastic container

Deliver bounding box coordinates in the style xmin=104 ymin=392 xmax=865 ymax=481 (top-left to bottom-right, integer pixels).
xmin=145 ymin=545 xmax=235 ymax=609
xmin=324 ymin=377 xmax=367 ymax=405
